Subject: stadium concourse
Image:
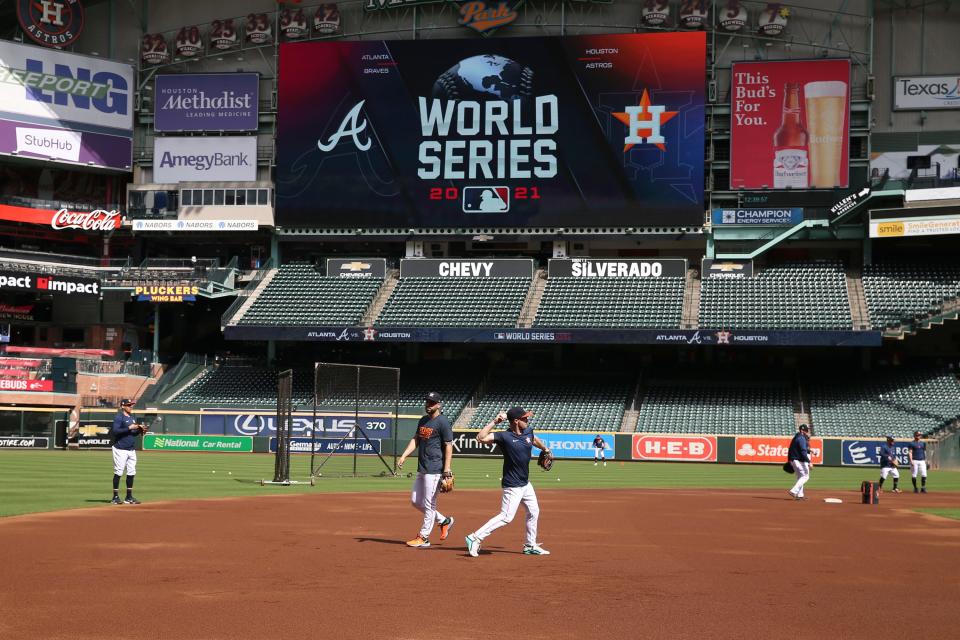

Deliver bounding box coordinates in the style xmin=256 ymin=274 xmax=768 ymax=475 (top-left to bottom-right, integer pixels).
xmin=2 ymin=0 xmax=960 ymax=638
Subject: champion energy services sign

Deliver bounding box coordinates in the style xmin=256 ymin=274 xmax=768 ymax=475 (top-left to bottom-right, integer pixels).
xmin=154 ymin=73 xmax=259 ymax=132
xmin=0 ymin=39 xmax=133 ymax=170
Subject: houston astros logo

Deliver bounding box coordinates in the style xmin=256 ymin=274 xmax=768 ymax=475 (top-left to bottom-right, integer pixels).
xmin=613 ymin=89 xmax=678 ymax=152
xmin=17 ymin=0 xmax=85 ymax=48
xmin=318 ymin=100 xmax=371 ymax=152
xmin=715 ymin=330 xmax=732 ymax=344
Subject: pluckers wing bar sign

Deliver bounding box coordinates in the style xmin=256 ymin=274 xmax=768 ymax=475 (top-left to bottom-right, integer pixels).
xmin=276 ymin=33 xmax=706 ymax=228
xmin=17 ymin=0 xmax=85 ymax=48
xmin=135 ymin=284 xmax=200 ymax=302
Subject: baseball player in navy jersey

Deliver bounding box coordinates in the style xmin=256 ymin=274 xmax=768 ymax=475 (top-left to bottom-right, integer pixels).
xmin=787 ymin=424 xmax=812 ymax=501
xmin=397 ymin=392 xmax=454 ymax=548
xmin=878 ymin=435 xmax=902 ymax=493
xmin=907 ymin=431 xmax=928 ymax=493
xmin=593 ymin=434 xmax=607 ymax=466
xmin=465 ymin=407 xmax=552 ymax=557
xmin=110 ymin=399 xmax=145 ymax=505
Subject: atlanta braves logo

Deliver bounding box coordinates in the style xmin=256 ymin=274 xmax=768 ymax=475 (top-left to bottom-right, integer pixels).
xmin=318 ymin=100 xmax=371 ymax=152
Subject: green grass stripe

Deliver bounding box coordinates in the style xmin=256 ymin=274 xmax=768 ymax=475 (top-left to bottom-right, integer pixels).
xmin=1 ymin=451 xmax=959 ymax=518
xmin=916 ymin=508 xmax=960 ymax=521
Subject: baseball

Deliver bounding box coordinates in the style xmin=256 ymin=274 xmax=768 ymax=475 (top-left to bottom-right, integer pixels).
xmin=212 ymin=470 xmax=216 ymax=474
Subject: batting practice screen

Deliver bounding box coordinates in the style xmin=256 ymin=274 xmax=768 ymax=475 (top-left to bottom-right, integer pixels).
xmin=276 ymin=32 xmax=706 ymax=228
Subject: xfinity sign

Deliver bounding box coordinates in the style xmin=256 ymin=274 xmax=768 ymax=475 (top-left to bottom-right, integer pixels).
xmin=894 ymin=75 xmax=960 ymax=110
xmin=155 ymin=74 xmax=260 ymax=132
xmin=154 ymin=137 xmax=257 ymax=182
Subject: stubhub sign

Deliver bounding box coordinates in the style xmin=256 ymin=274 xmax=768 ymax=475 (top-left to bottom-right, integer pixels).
xmin=0 ymin=40 xmax=133 ymax=169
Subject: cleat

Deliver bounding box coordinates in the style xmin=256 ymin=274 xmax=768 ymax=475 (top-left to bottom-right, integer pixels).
xmin=439 ymin=516 xmax=454 ymax=541
xmin=465 ymin=534 xmax=480 ymax=557
xmin=523 ymin=543 xmax=551 ymax=556
xmin=124 ymin=496 xmax=141 ymax=505
xmin=914 ymin=488 xmax=919 ymax=494
xmin=921 ymin=488 xmax=927 ymax=493
xmin=406 ymin=535 xmax=430 ymax=548
xmin=788 ymin=490 xmax=798 ymax=499
xmin=891 ymin=488 xmax=902 ymax=494
xmin=111 ymin=496 xmax=121 ymax=505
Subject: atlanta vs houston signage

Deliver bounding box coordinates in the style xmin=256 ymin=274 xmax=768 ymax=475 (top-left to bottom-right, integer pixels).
xmin=276 ymin=33 xmax=705 ymax=228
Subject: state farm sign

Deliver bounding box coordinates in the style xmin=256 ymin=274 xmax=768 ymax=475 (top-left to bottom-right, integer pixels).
xmin=0 ymin=379 xmax=53 ymax=392
xmin=51 ymin=208 xmax=120 ymax=231
xmin=632 ymin=435 xmax=717 ymax=462
xmin=735 ymin=436 xmax=823 ymax=464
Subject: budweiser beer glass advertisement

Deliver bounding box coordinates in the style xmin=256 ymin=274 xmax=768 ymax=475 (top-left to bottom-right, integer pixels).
xmin=730 ymin=59 xmax=850 ymax=190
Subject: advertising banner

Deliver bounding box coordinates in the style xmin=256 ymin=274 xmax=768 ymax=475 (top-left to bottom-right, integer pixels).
xmin=0 ymin=436 xmax=49 ymax=448
xmin=701 ymin=259 xmax=754 ymax=279
xmin=134 ymin=284 xmax=200 ymax=302
xmin=0 ymin=304 xmax=34 ymax=320
xmin=400 ymin=258 xmax=533 ymax=279
xmin=269 ymin=437 xmax=381 ymax=455
xmin=735 ymin=436 xmax=823 ymax=464
xmin=0 ymin=323 xmax=8 ymax=343
xmin=451 ymin=430 xmax=501 ymax=456
xmin=869 ymin=214 xmax=960 ymax=239
xmin=841 ymin=440 xmax=911 ymax=466
xmin=547 ymin=258 xmax=686 ymax=279
xmin=131 ymin=219 xmax=259 ymax=232
xmin=711 ymin=208 xmax=803 ymax=226
xmin=532 ymin=432 xmax=614 ymax=459
xmin=143 ymin=433 xmax=253 ymax=452
xmin=54 ymin=419 xmax=113 ymax=449
xmin=199 ymin=411 xmax=393 ymax=438
xmin=154 ymin=73 xmax=260 ymax=132
xmin=326 ymin=258 xmax=387 ymax=279
xmin=153 ymin=136 xmax=257 ymax=183
xmin=632 ymin=434 xmax=717 ymax=462
xmin=226 ymin=325 xmax=883 ymax=347
xmin=730 ymin=59 xmax=850 ymax=190
xmin=0 ymin=270 xmax=99 ymax=296
xmin=0 ymin=378 xmax=53 ymax=391
xmin=0 ymin=40 xmax=133 ymax=170
xmin=276 ymin=33 xmax=706 ymax=228
xmin=893 ymin=75 xmax=960 ymax=110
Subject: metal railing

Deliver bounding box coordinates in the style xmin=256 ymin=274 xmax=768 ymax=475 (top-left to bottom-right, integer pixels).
xmin=221 ymin=258 xmax=274 ymax=327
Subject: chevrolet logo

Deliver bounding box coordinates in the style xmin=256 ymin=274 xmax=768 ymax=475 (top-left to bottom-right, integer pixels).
xmin=341 ymin=261 xmax=371 ymax=272
xmin=78 ymin=424 xmax=109 ymax=437
xmin=710 ymin=262 xmax=745 ymax=272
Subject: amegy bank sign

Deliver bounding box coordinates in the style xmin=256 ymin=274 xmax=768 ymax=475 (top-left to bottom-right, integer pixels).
xmin=153 ymin=136 xmax=257 ymax=182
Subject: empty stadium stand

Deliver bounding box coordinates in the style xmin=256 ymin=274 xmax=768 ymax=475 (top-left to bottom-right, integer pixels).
xmin=467 ymin=375 xmax=631 ymax=431
xmin=862 ymin=263 xmax=960 ymax=330
xmin=376 ymin=277 xmax=530 ymax=327
xmin=166 ymin=362 xmax=476 ymax=417
xmin=699 ymin=261 xmax=853 ymax=330
xmin=237 ymin=262 xmax=382 ymax=326
xmin=533 ymin=277 xmax=684 ymax=328
xmin=808 ymin=369 xmax=960 ymax=438
xmin=636 ymin=380 xmax=795 ymax=435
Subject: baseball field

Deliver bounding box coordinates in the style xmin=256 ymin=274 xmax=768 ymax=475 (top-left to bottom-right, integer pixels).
xmin=2 ymin=452 xmax=959 ymax=639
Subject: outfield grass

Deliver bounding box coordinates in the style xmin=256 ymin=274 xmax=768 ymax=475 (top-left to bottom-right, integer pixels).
xmin=2 ymin=450 xmax=959 ymax=518
xmin=916 ymin=509 xmax=960 ymax=521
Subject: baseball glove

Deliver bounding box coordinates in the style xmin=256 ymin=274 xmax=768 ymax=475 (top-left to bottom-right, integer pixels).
xmin=782 ymin=461 xmax=794 ymax=474
xmin=537 ymin=450 xmax=554 ymax=471
xmin=439 ymin=471 xmax=454 ymax=493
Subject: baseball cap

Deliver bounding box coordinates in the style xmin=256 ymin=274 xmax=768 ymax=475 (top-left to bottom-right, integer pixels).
xmin=506 ymin=407 xmax=533 ymax=422
xmin=913 ymin=431 xmax=922 ymax=436
xmin=799 ymin=424 xmax=810 ymax=432
xmin=424 ymin=391 xmax=442 ymax=404
xmin=120 ymin=398 xmax=134 ymax=406
xmin=885 ymin=435 xmax=895 ymax=441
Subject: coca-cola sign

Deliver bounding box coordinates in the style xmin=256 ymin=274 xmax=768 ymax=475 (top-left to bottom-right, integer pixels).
xmin=51 ymin=208 xmax=121 ymax=232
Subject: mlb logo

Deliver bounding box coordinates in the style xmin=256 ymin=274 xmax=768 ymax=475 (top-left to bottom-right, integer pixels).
xmin=722 ymin=210 xmax=737 ymax=224
xmin=462 ymin=186 xmax=509 ymax=213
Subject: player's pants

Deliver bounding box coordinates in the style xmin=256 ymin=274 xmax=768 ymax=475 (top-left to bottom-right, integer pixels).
xmin=594 ymin=448 xmax=605 ymax=460
xmin=473 ymin=482 xmax=539 ymax=547
xmin=911 ymin=460 xmax=928 ymax=478
xmin=112 ymin=447 xmax=137 ymax=476
xmin=880 ymin=466 xmax=900 ymax=480
xmin=411 ymin=472 xmax=447 ymax=539
xmin=790 ymin=460 xmax=810 ymax=497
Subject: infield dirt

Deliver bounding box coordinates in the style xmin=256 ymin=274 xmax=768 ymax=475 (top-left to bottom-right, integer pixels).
xmin=2 ymin=488 xmax=958 ymax=639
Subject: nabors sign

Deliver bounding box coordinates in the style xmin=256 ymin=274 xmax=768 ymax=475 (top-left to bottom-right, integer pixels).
xmin=51 ymin=208 xmax=120 ymax=231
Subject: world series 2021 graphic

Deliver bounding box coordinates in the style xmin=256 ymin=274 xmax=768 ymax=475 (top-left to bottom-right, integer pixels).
xmin=275 ymin=33 xmax=705 ymax=228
